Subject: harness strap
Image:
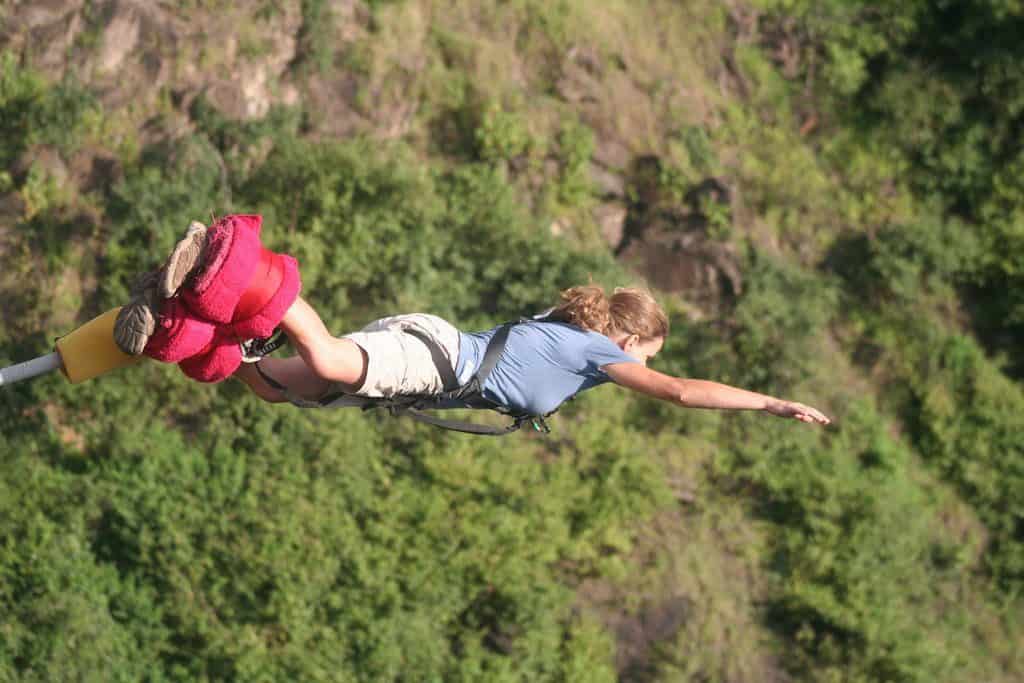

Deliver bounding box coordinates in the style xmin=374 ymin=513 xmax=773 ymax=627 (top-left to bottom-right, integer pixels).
xmin=397 ymin=330 xmax=558 ymax=432
xmin=254 ymin=359 xmax=340 ymax=408
xmin=241 ymin=328 xmax=289 ymax=362
xmin=400 ymin=408 xmax=528 ymax=436
xmin=473 ymin=322 xmax=513 ymax=387
xmin=402 ymin=327 xmax=459 ymax=392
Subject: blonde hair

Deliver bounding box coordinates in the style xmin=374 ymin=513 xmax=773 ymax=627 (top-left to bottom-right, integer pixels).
xmin=550 ymin=285 xmax=668 ymax=340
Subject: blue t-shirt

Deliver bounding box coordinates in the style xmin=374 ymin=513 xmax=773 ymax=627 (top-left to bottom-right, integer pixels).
xmin=453 ymin=321 xmax=638 ymax=416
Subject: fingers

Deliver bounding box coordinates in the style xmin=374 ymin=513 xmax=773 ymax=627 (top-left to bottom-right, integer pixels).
xmin=766 ymin=399 xmax=833 ymax=426
xmin=794 ymin=403 xmax=831 ymax=426
xmin=778 ymin=401 xmax=831 ymax=426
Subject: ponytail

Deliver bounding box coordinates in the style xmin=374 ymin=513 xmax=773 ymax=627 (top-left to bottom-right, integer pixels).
xmin=550 ymin=285 xmax=668 ymax=340
xmin=550 ymin=285 xmax=612 ymax=334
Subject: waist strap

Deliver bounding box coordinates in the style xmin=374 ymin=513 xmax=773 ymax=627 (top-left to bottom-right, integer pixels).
xmin=401 ymin=327 xmax=459 ymax=392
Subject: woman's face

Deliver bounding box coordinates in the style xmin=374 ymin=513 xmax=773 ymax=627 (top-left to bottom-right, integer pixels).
xmin=615 ymin=334 xmax=664 ymax=366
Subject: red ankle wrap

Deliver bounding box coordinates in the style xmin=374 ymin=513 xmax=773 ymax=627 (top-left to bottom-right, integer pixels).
xmin=234 ymin=248 xmax=285 ymax=324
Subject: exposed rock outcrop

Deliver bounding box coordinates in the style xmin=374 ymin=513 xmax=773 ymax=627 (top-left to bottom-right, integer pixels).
xmin=610 ymin=156 xmax=742 ymax=310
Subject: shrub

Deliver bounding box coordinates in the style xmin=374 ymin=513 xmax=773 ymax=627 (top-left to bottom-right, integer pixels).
xmin=240 ymin=135 xmax=623 ymax=331
xmin=718 ymin=401 xmax=974 ymax=681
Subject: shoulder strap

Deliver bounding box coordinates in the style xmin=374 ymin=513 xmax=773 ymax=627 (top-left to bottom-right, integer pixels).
xmin=473 ymin=322 xmax=514 ymax=387
xmin=428 ymin=321 xmax=514 ymax=408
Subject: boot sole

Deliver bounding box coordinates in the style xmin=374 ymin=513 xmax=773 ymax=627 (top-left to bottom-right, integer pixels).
xmin=159 ymin=221 xmax=208 ymax=298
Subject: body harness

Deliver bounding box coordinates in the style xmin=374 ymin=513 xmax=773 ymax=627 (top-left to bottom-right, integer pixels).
xmin=250 ymin=318 xmax=563 ymax=436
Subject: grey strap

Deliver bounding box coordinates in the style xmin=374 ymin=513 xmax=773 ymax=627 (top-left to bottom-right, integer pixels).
xmin=401 ymin=328 xmax=459 ymax=391
xmin=472 ymin=322 xmax=513 ymax=386
xmin=254 ymin=361 xmax=339 ymax=408
xmin=401 ymin=408 xmax=527 ymax=436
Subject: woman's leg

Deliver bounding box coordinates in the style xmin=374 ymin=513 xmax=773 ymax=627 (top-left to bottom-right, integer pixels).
xmin=277 ymin=296 xmax=368 ymax=388
xmin=232 ymin=296 xmax=369 ymax=403
xmin=233 ymin=356 xmax=330 ymax=403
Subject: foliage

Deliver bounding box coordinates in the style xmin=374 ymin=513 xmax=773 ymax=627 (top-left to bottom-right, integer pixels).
xmin=829 ymin=218 xmax=1024 ymax=593
xmin=553 ymin=118 xmax=596 ymax=208
xmin=664 ymin=250 xmax=838 ymax=396
xmin=293 ymin=0 xmax=337 ymax=75
xmin=0 ymin=363 xmax=641 ymax=681
xmin=238 ymin=135 xmax=621 ymax=332
xmin=904 ymin=332 xmax=1024 ymax=589
xmin=0 ymin=53 xmax=100 ymax=167
xmin=3 ymin=0 xmax=1024 ymax=678
xmin=474 ymin=102 xmax=533 ymax=164
xmin=757 ymin=0 xmax=1024 ymax=371
xmin=715 ymin=402 xmax=969 ymax=682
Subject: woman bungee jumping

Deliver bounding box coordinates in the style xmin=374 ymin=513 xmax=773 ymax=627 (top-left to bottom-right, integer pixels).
xmin=236 ymin=288 xmax=830 ymax=428
xmin=114 ymin=215 xmax=831 ymax=433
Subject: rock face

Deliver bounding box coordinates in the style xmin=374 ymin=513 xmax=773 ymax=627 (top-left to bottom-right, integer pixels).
xmin=616 ymin=205 xmax=742 ymax=310
xmin=611 ymin=157 xmax=742 ymax=310
xmin=583 ymin=152 xmax=743 ymax=314
xmin=0 ymin=0 xmax=384 ymax=133
xmin=0 ymin=1 xmax=743 ymax=314
xmin=594 ymin=203 xmax=628 ymax=248
xmin=0 ymin=0 xmax=310 ymax=120
xmin=95 ymin=0 xmax=143 ymax=75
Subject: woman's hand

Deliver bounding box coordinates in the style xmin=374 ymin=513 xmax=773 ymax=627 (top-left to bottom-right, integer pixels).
xmin=765 ymin=399 xmax=831 ymax=425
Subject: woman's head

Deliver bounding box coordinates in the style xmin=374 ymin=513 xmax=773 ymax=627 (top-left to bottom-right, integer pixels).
xmin=551 ymin=285 xmax=668 ymax=362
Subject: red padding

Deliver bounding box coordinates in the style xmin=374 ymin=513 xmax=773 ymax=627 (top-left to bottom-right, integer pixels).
xmin=234 ymin=248 xmax=284 ymax=323
xmin=227 ymin=253 xmax=301 ymax=340
xmin=181 ymin=215 xmax=262 ymax=323
xmin=178 ymin=330 xmax=243 ymax=383
xmin=143 ymin=298 xmax=216 ymax=363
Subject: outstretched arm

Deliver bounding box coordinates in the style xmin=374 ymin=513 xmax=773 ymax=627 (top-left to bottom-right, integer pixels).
xmin=603 ymin=362 xmax=831 ymax=426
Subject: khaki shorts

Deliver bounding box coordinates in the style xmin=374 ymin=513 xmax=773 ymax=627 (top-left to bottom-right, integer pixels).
xmin=338 ymin=313 xmax=462 ymax=398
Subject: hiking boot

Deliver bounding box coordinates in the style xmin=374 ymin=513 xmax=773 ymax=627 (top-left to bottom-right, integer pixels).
xmin=113 ymin=269 xmax=162 ymax=355
xmin=158 ymin=220 xmax=208 ymax=299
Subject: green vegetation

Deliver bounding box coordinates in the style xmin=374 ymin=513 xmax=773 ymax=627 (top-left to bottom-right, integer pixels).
xmin=2 ymin=1 xmax=1024 ymax=680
